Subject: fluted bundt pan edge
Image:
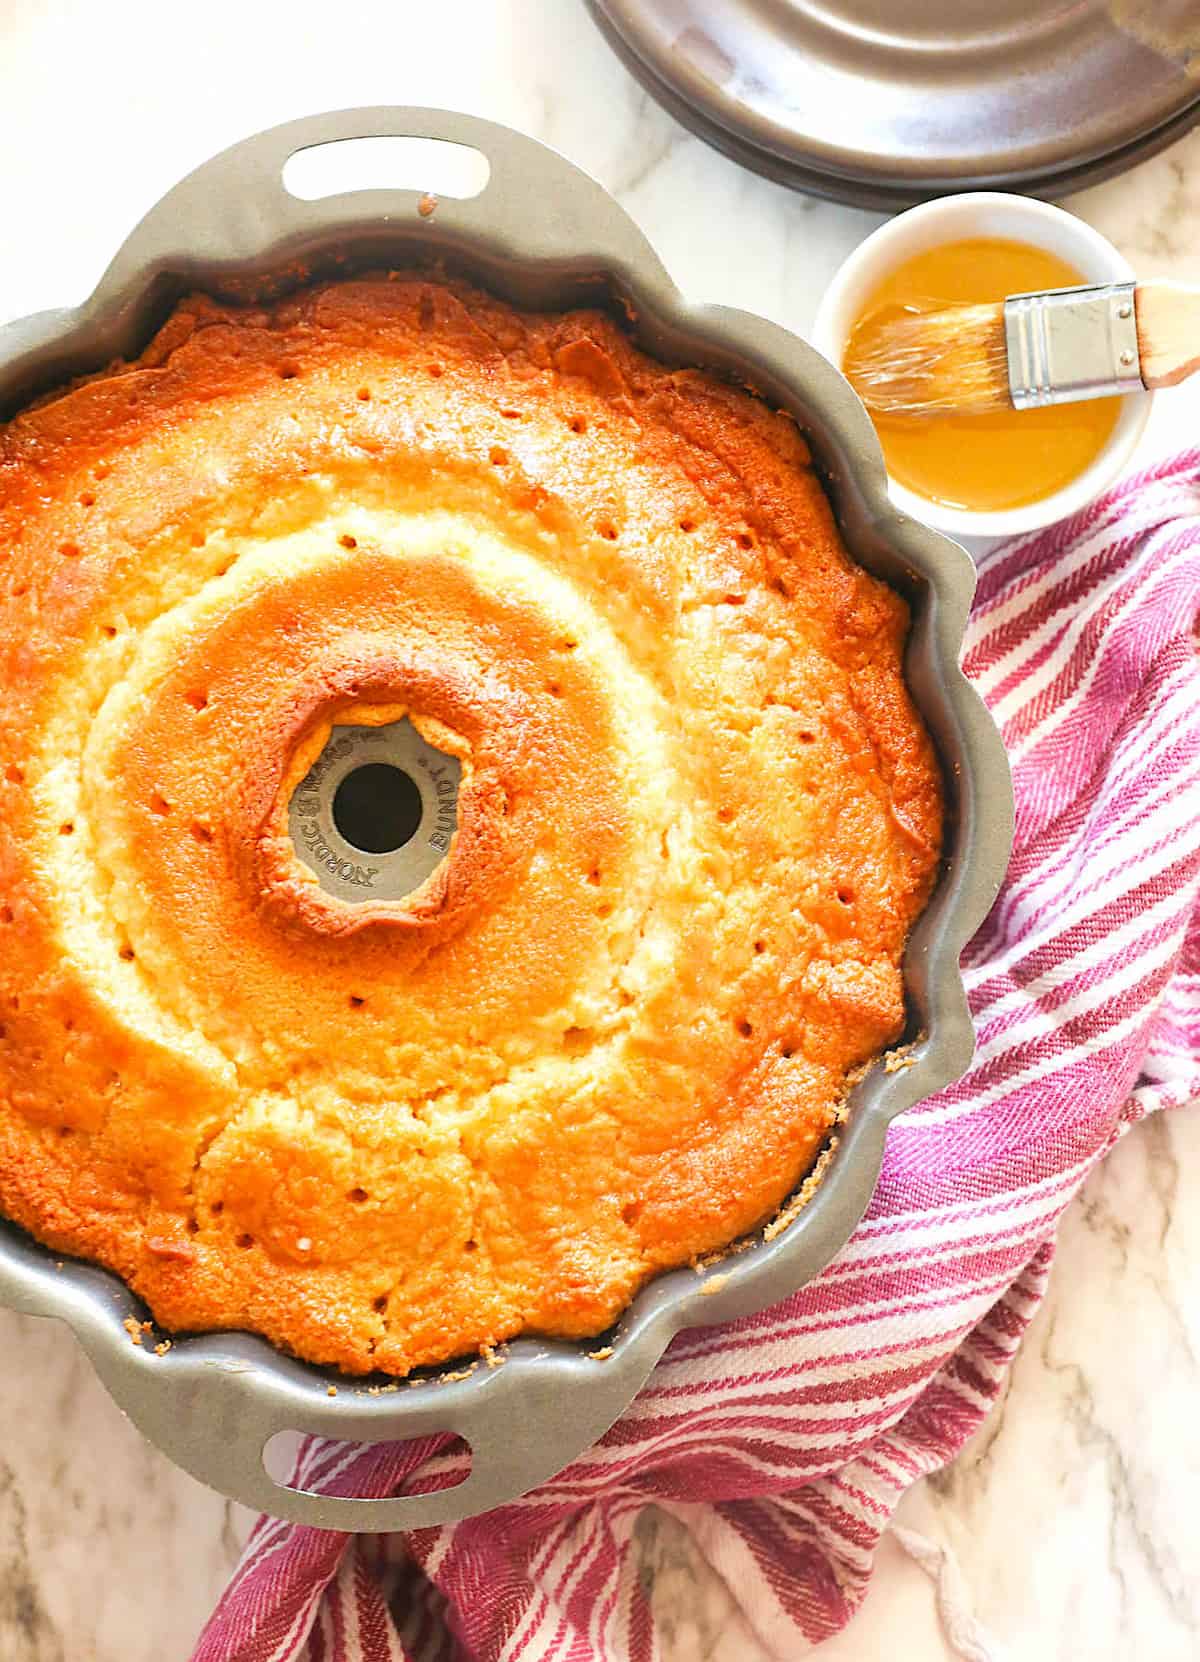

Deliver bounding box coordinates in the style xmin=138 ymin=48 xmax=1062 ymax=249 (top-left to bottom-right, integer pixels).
xmin=0 ymin=109 xmax=1012 ymax=1529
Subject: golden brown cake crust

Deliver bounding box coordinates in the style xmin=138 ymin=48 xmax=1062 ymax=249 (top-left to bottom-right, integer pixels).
xmin=0 ymin=274 xmax=942 ymax=1375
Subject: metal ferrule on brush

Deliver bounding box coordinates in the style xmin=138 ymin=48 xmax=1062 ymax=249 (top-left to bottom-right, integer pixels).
xmin=1004 ymin=281 xmax=1142 ymax=409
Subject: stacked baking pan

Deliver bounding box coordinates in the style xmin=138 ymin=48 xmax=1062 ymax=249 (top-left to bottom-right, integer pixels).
xmin=587 ymin=0 xmax=1200 ymax=210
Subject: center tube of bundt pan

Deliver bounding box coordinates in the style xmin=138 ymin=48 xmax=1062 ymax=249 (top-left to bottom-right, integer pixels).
xmin=287 ymin=718 xmax=460 ymax=904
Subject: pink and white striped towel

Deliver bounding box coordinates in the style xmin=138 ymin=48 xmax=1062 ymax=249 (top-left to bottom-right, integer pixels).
xmin=194 ymin=450 xmax=1200 ymax=1662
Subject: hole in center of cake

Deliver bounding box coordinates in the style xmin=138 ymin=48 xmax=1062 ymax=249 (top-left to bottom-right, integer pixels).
xmin=287 ymin=717 xmax=461 ymax=905
xmin=332 ymin=763 xmax=422 ymax=854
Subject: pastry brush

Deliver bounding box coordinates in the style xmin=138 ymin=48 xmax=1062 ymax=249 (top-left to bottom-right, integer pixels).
xmin=845 ymin=280 xmax=1200 ymax=418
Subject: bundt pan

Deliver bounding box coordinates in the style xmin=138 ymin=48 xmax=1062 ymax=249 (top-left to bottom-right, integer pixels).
xmin=0 ymin=109 xmax=1012 ymax=1529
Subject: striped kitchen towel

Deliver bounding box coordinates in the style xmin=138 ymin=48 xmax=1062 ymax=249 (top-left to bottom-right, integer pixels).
xmin=194 ymin=449 xmax=1200 ymax=1662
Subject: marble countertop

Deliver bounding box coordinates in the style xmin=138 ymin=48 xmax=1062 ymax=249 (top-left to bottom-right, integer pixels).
xmin=0 ymin=3 xmax=1196 ymax=1658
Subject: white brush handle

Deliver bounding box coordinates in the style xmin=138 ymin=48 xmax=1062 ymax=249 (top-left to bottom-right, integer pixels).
xmin=1135 ymin=281 xmax=1200 ymax=390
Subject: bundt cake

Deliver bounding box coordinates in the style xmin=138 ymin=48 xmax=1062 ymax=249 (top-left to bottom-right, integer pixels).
xmin=0 ymin=274 xmax=942 ymax=1374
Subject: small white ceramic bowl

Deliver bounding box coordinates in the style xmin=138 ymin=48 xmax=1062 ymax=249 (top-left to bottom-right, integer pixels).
xmin=810 ymin=192 xmax=1152 ymax=540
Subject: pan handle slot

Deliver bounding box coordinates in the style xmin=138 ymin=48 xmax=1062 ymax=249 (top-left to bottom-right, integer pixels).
xmin=70 ymin=1290 xmax=666 ymax=1529
xmin=282 ymin=136 xmax=490 ymax=203
xmin=263 ymin=1428 xmax=472 ymax=1498
xmin=89 ymin=108 xmax=674 ymax=313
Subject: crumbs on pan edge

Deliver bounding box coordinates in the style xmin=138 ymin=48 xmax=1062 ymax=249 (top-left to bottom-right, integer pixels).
xmin=107 ymin=1044 xmax=924 ymax=1375
xmin=884 ymin=1039 xmax=921 ymax=1074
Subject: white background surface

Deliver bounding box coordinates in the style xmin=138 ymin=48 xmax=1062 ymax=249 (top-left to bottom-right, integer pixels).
xmin=0 ymin=2 xmax=1197 ymax=1658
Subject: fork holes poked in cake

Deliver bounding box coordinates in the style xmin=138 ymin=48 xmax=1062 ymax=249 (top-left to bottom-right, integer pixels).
xmin=0 ymin=263 xmax=948 ymax=1391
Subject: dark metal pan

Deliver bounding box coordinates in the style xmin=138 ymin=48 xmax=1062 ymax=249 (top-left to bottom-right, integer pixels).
xmin=585 ymin=0 xmax=1200 ymax=211
xmin=0 ymin=109 xmax=1012 ymax=1530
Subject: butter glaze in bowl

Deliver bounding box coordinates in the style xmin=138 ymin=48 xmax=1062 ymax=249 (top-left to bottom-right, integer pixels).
xmin=811 ymin=192 xmax=1153 ymax=539
xmin=0 ymin=109 xmax=1012 ymax=1529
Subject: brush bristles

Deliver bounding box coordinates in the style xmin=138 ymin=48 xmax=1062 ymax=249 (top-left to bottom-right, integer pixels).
xmin=843 ymin=302 xmax=1013 ymax=418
